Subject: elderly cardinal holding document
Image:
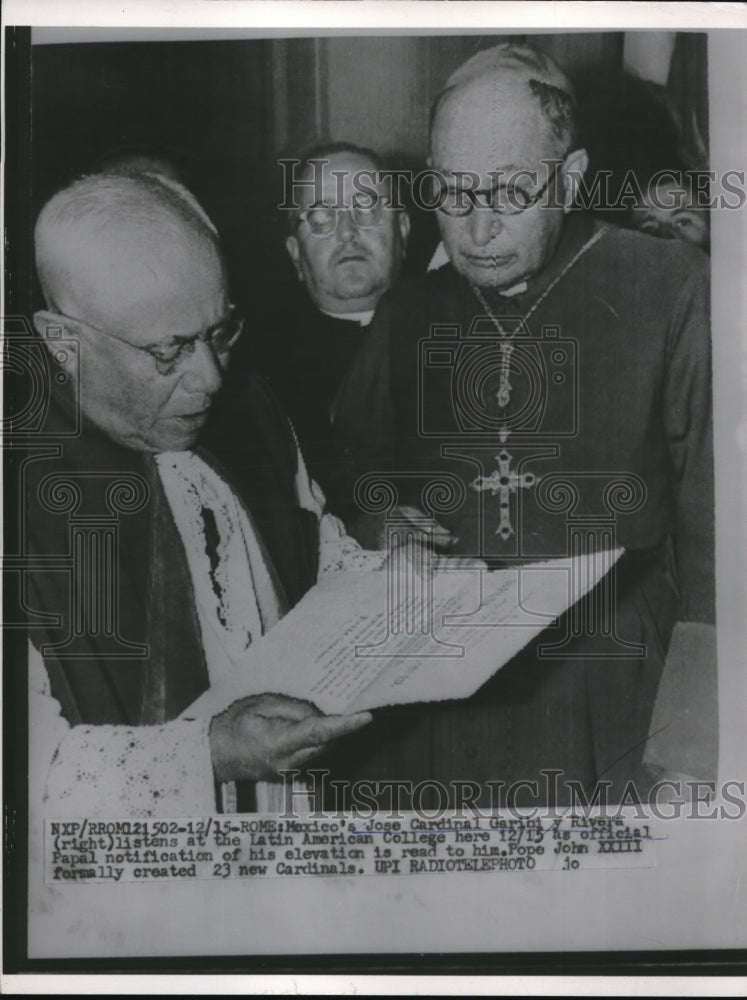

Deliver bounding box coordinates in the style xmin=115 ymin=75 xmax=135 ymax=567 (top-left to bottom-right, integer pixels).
xmin=26 ymin=171 xmax=383 ymax=818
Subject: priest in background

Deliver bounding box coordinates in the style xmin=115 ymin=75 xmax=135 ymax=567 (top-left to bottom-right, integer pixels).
xmin=224 ymin=142 xmax=410 ymax=516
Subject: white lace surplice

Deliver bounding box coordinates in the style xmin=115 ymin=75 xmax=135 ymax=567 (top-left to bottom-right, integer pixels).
xmin=31 ymin=447 xmax=384 ymax=818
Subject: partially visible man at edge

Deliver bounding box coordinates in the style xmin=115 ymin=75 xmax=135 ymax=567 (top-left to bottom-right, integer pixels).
xmin=629 ymin=171 xmax=711 ymax=252
xmin=331 ymin=43 xmax=716 ymax=807
xmin=26 ymin=171 xmax=376 ymax=819
xmin=224 ymin=142 xmax=410 ymax=517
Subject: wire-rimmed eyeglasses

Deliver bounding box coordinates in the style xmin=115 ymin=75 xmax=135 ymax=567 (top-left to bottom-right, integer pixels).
xmin=295 ymin=193 xmax=388 ymax=238
xmin=50 ymin=305 xmax=244 ymax=377
xmin=434 ymin=160 xmax=565 ymax=218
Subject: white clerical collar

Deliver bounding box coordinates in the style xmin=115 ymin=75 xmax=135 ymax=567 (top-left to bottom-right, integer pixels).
xmin=499 ymin=280 xmax=528 ymax=297
xmin=319 ymin=308 xmax=375 ymax=326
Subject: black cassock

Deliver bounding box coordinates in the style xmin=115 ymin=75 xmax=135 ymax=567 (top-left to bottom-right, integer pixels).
xmin=227 ymin=284 xmax=370 ymax=517
xmin=330 ymin=214 xmax=715 ymax=807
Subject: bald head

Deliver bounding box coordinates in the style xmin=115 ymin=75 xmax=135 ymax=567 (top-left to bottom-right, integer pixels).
xmin=35 ymin=172 xmax=223 ymax=324
xmin=34 ymin=172 xmax=232 ymax=452
xmin=431 ymin=42 xmax=578 ymax=159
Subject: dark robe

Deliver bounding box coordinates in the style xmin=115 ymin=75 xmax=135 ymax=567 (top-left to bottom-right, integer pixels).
xmin=25 ymin=372 xmax=319 ymax=733
xmin=330 ymin=214 xmax=714 ymax=807
xmin=224 ymin=286 xmax=370 ymax=517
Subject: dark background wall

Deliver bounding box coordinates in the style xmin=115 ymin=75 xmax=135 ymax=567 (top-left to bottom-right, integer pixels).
xmin=29 ymin=35 xmax=624 ymax=224
xmin=28 ymin=32 xmax=707 ymax=302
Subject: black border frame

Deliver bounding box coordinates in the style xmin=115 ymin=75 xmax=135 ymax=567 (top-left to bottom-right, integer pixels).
xmin=3 ymin=22 xmax=746 ymax=980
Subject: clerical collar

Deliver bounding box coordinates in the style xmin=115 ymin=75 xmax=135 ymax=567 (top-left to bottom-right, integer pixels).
xmin=498 ymin=280 xmax=528 ymax=297
xmin=319 ymin=308 xmax=375 ymax=326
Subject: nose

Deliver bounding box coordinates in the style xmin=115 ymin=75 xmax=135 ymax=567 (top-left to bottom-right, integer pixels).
xmin=180 ymin=339 xmax=223 ymax=398
xmin=336 ymin=208 xmax=357 ymax=242
xmin=469 ymin=207 xmax=501 ymax=247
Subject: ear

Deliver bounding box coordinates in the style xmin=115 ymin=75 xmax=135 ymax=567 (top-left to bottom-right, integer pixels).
xmin=33 ymin=309 xmax=81 ymax=381
xmin=285 ymin=234 xmax=303 ymax=281
xmin=397 ymin=210 xmax=411 ymax=250
xmin=33 ymin=309 xmax=80 ymax=355
xmin=561 ymin=148 xmax=589 ymax=214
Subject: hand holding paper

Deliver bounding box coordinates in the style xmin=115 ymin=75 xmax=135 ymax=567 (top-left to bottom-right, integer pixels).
xmin=208 ymin=692 xmax=372 ymax=783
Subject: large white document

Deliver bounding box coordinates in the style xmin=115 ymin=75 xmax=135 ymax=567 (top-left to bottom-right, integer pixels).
xmin=185 ymin=548 xmax=623 ymax=716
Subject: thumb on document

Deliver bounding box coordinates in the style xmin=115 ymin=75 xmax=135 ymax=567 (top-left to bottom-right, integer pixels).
xmin=209 ymin=694 xmax=372 ymax=783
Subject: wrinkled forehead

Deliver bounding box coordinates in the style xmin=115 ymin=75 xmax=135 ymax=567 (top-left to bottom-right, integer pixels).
xmin=57 ymin=221 xmax=226 ymax=336
xmin=431 ymin=76 xmax=559 ymax=174
xmin=297 ymin=152 xmax=387 ymax=207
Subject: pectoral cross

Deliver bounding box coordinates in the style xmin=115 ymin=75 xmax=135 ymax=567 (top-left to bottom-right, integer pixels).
xmin=496 ymin=342 xmax=514 ymax=409
xmin=470 ymin=448 xmax=537 ymax=540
